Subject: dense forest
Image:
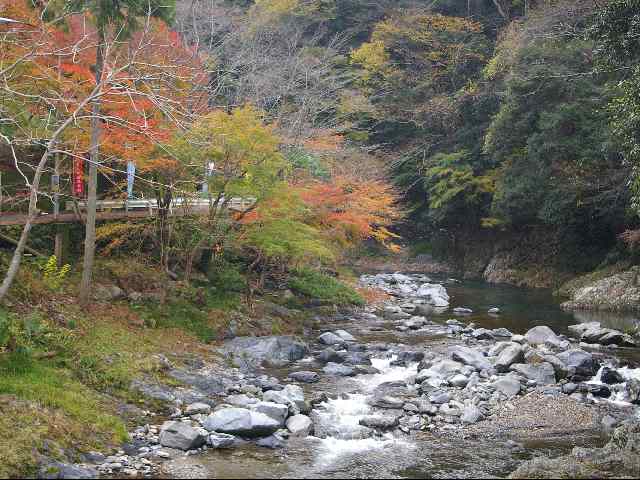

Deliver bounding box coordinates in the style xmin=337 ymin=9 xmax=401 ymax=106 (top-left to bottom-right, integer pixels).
xmin=1 ymin=0 xmax=640 ymax=478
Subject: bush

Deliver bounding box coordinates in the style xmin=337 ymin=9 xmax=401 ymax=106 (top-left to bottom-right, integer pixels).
xmin=288 ymin=268 xmax=364 ymax=306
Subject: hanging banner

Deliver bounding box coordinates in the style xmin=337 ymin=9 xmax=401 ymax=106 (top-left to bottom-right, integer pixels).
xmin=73 ymin=157 xmax=84 ymax=197
xmin=127 ymin=161 xmax=136 ymax=199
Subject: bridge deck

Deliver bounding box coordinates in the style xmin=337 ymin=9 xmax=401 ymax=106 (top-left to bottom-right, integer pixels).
xmin=0 ymin=198 xmax=253 ymax=226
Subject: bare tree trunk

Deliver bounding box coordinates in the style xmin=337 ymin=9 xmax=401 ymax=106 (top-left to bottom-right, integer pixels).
xmin=0 ymin=86 xmax=99 ymax=303
xmin=79 ymin=29 xmax=105 ymax=305
xmin=492 ymin=0 xmax=509 ymax=19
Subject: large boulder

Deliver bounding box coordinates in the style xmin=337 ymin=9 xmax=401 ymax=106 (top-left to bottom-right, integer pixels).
xmin=250 ymin=401 xmax=289 ymax=426
xmin=359 ymin=415 xmax=400 ymax=430
xmin=449 ymin=346 xmax=491 ymax=371
xmin=159 ymin=421 xmax=207 ymax=451
xmin=524 ymin=326 xmax=561 ymax=346
xmin=561 ymin=266 xmax=640 ymax=313
xmin=222 ymin=336 xmax=309 ymax=368
xmin=510 ymin=363 xmax=556 ymax=385
xmin=203 ymin=408 xmax=281 ymax=437
xmin=494 ymin=344 xmax=524 ymax=373
xmin=557 ymin=349 xmax=599 ymax=378
xmin=334 ymin=330 xmax=356 ymax=342
xmin=323 ymin=362 xmax=355 ymax=376
xmin=416 ymin=283 xmax=450 ymax=307
xmin=492 ymin=377 xmax=521 ymax=398
xmin=39 ymin=462 xmax=98 ymax=479
xmin=289 ymin=371 xmax=320 ymax=384
xmin=286 ymin=414 xmax=313 ymax=436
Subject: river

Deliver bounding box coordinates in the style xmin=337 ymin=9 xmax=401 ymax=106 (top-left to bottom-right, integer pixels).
xmin=159 ymin=273 xmax=640 ymax=479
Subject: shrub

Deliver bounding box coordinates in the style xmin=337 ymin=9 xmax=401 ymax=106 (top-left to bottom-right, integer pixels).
xmin=288 ymin=268 xmax=364 ymax=306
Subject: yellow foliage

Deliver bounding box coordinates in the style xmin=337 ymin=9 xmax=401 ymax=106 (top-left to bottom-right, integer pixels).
xmin=350 ymin=41 xmax=392 ymax=79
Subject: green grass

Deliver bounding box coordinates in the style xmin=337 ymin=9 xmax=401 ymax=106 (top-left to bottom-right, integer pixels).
xmin=134 ymin=287 xmax=239 ymax=343
xmin=288 ymin=268 xmax=364 ymax=306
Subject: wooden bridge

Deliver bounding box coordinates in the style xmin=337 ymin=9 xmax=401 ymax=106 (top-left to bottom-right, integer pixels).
xmin=0 ymin=197 xmax=255 ymax=226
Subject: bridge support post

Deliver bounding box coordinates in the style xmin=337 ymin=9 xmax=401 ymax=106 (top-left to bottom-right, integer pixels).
xmin=54 ymin=224 xmax=69 ymax=267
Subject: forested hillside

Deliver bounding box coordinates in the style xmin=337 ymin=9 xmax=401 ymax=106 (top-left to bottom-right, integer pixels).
xmin=173 ymin=0 xmax=639 ymax=286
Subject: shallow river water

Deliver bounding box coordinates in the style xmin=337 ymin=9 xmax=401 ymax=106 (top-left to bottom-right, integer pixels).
xmin=161 ymin=275 xmax=639 ymax=479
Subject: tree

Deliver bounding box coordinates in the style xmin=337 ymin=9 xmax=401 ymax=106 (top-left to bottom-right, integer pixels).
xmin=67 ymin=0 xmax=176 ymax=305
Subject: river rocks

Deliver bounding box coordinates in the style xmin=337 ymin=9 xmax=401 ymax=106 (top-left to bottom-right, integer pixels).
xmin=471 ymin=328 xmax=495 ymax=340
xmin=159 ymin=422 xmax=207 ymax=451
xmin=207 ymin=433 xmax=236 ymax=449
xmin=334 ymin=330 xmax=356 ymax=342
xmin=250 ymin=402 xmax=288 ymax=426
xmin=397 ymin=351 xmax=425 ymax=363
xmin=461 ymin=405 xmax=483 ymax=424
xmin=568 ymin=322 xmax=636 ymax=347
xmin=318 ymin=347 xmax=346 ymax=364
xmin=226 ymin=394 xmax=259 ymax=408
xmin=557 ymin=349 xmax=599 ymax=378
xmin=223 ymin=336 xmax=309 ymax=368
xmin=601 ymin=367 xmax=624 ymax=385
xmin=524 ymin=326 xmax=561 ymax=346
xmin=263 ymin=385 xmax=306 ymax=413
xmin=416 ymin=283 xmax=450 ymax=307
xmin=625 ymin=379 xmax=640 ymax=404
xmin=39 ymin=462 xmax=99 ymax=479
xmin=449 ymin=346 xmax=491 ymax=371
xmin=510 ymin=363 xmax=556 ymax=385
xmin=203 ymin=408 xmax=281 ymax=437
xmin=494 ymin=344 xmax=524 ymax=373
xmin=319 ymin=332 xmax=345 ymax=346
xmin=286 ymin=415 xmax=313 ymax=436
xmin=370 ymin=395 xmax=405 ymax=409
xmin=359 ymin=415 xmax=400 ymax=430
xmin=428 ymin=390 xmax=451 ymax=404
xmin=185 ymin=403 xmax=212 ymax=416
xmin=453 ymin=307 xmax=473 ymax=314
xmin=449 ymin=374 xmax=469 ymax=387
xmin=323 ymin=362 xmax=355 ymax=376
xmin=488 ymin=307 xmax=501 ymax=314
xmin=403 ymin=317 xmax=429 ymax=330
xmin=289 ymin=371 xmax=320 ymax=383
xmin=492 ymin=377 xmax=521 ymax=398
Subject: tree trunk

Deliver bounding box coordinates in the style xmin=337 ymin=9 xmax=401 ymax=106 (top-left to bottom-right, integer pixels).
xmin=79 ymin=28 xmax=105 ymax=305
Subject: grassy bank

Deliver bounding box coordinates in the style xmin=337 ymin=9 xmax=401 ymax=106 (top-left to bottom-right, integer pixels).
xmin=0 ymin=255 xmax=364 ymax=477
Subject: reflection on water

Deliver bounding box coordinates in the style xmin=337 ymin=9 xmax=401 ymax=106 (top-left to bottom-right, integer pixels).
xmin=431 ymin=278 xmax=639 ymax=335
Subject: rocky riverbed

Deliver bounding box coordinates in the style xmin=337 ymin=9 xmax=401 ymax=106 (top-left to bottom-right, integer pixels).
xmin=46 ymin=273 xmax=640 ymax=479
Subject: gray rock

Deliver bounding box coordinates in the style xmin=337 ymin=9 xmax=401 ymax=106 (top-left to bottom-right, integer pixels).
xmin=359 ymin=415 xmax=400 ymax=430
xmin=492 ymin=377 xmax=521 ymax=398
xmin=226 ymin=394 xmax=259 ymax=408
xmin=461 ymin=405 xmax=483 ymax=424
xmin=263 ymin=385 xmax=306 ymax=413
xmin=453 ymin=307 xmax=473 ymax=314
xmin=223 ymin=336 xmax=309 ymax=368
xmin=524 ymin=326 xmax=561 ymax=346
xmin=319 ymin=332 xmax=345 ymax=346
xmin=203 ymin=408 xmax=281 ymax=437
xmin=488 ymin=307 xmax=501 ymax=314
xmin=557 ymin=349 xmax=599 ymax=377
xmin=428 ymin=390 xmax=451 ymax=404
xmin=492 ymin=328 xmax=513 ymax=338
xmin=256 ymin=433 xmax=286 ymax=449
xmin=562 ymin=382 xmax=578 ymax=394
xmin=601 ymin=367 xmax=624 ymax=385
xmin=250 ymin=401 xmax=288 ymax=426
xmin=286 ymin=414 xmax=313 ymax=436
xmin=494 ymin=344 xmax=524 ymax=372
xmin=39 ymin=462 xmax=98 ymax=479
xmin=185 ymin=402 xmax=212 ymax=416
xmin=370 ymin=395 xmax=405 ymax=409
xmin=289 ymin=371 xmax=320 ymax=383
xmin=440 ymin=404 xmax=462 ymax=417
xmin=318 ymin=347 xmax=346 ymax=364
xmin=449 ymin=374 xmax=469 ymax=387
xmin=449 ymin=346 xmax=491 ymax=371
xmin=471 ymin=328 xmax=495 ymax=340
xmin=207 ymin=432 xmax=236 ymax=449
xmin=159 ymin=421 xmax=207 ymax=451
xmin=334 ymin=330 xmax=356 ymax=342
xmin=323 ymin=362 xmax=355 ymax=376
xmin=510 ymin=362 xmax=556 ymax=385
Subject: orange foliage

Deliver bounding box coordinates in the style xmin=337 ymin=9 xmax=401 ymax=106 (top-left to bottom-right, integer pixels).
xmin=299 ymin=175 xmax=401 ymax=250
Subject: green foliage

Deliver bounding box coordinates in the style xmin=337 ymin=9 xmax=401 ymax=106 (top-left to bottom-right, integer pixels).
xmin=284 ymin=147 xmax=329 ymax=179
xmin=38 ymin=256 xmax=70 ymax=291
xmin=288 ymin=267 xmax=364 ymax=305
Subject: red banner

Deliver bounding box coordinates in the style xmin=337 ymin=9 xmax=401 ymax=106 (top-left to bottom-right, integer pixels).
xmin=73 ymin=157 xmax=84 ymax=197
